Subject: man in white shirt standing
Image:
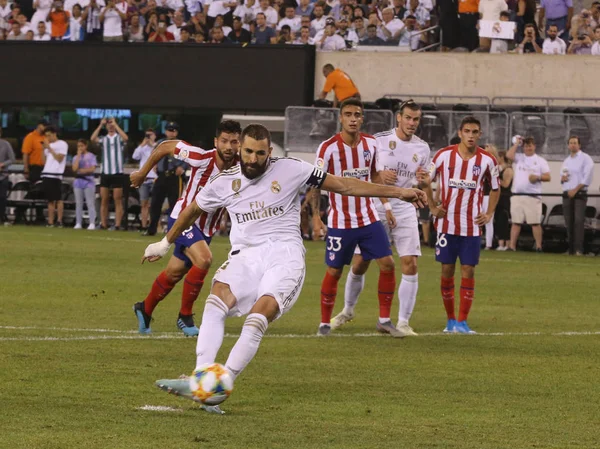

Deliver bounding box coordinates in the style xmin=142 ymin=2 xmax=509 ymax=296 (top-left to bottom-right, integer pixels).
xmin=255 ymin=0 xmax=277 ymax=28
xmin=542 ymin=24 xmax=567 ymax=54
xmin=234 ymin=0 xmax=256 ymax=30
xmin=99 ymin=0 xmax=126 ymax=41
xmin=311 ymin=1 xmax=327 ymax=34
xmin=506 ymin=136 xmax=551 ymax=252
xmin=132 ymin=129 xmax=158 ymax=232
xmin=167 ymin=9 xmax=186 ymax=40
xmin=591 ymin=25 xmax=600 ymax=54
xmin=41 ymin=126 xmax=69 ymax=228
xmin=560 ymin=135 xmax=594 ymax=255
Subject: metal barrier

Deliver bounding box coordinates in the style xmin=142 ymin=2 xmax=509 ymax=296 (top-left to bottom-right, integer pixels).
xmin=414 ymin=25 xmax=441 ymax=53
xmin=284 ymin=106 xmax=394 ymax=154
xmin=492 ymin=96 xmax=600 ymax=111
xmin=510 ymin=112 xmax=600 ymax=162
xmin=384 ymin=94 xmax=491 ymax=108
xmin=417 ymin=110 xmax=510 ymax=153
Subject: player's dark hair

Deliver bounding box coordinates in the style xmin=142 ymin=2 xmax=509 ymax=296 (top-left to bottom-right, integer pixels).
xmin=500 ymin=11 xmax=510 ymax=18
xmin=339 ymin=97 xmax=363 ymax=113
xmin=44 ymin=125 xmax=58 ymax=135
xmin=216 ymin=120 xmax=242 ymax=137
xmin=523 ymin=136 xmax=535 ymax=145
xmin=323 ymin=63 xmax=335 ymax=71
xmin=398 ymin=99 xmax=421 ymax=114
xmin=459 ymin=116 xmax=481 ymax=131
xmin=366 ymin=24 xmax=376 ymax=29
xmin=241 ymin=123 xmax=271 ymax=147
xmin=568 ymin=135 xmax=580 ymax=144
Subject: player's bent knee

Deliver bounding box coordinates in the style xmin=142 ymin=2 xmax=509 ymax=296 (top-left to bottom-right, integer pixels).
xmin=249 ymin=295 xmax=280 ymax=323
xmin=377 ymin=255 xmax=395 ymax=272
xmin=210 ymin=281 xmax=237 ymax=309
xmin=401 ymin=257 xmax=418 ymax=275
xmin=461 ymin=265 xmax=475 ymax=279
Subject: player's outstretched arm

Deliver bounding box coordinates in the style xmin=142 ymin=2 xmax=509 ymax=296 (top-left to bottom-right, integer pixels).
xmin=141 ymin=202 xmax=205 ymax=264
xmin=130 ymin=140 xmax=180 ymax=187
xmin=321 ymin=174 xmax=427 ymax=208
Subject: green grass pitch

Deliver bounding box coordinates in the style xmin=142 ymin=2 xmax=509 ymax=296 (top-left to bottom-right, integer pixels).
xmin=1 ymin=226 xmax=599 ymax=449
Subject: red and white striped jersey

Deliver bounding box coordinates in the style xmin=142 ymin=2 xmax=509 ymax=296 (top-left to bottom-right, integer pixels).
xmin=429 ymin=145 xmax=499 ymax=237
xmin=170 ymin=141 xmax=227 ymax=237
xmin=315 ymin=133 xmax=380 ymax=229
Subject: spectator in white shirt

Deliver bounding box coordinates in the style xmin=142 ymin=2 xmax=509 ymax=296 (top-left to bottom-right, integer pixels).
xmin=336 ymin=16 xmax=358 ymax=45
xmin=506 ymin=136 xmax=551 ymax=252
xmin=234 ymin=0 xmax=256 ymax=30
xmin=31 ymin=0 xmax=52 ymax=30
xmin=64 ymin=3 xmax=86 ymax=41
xmin=296 ymin=0 xmax=313 ymax=17
xmin=405 ymin=0 xmax=433 ymax=11
xmin=278 ymin=5 xmax=301 ymax=32
xmin=300 ymin=14 xmax=315 ymax=36
xmin=377 ymin=7 xmax=405 ymax=42
xmin=41 ymin=126 xmax=69 ymax=228
xmin=311 ymin=1 xmax=327 ymax=33
xmin=293 ymin=25 xmax=314 ymax=44
xmin=132 ymin=130 xmax=157 ymax=231
xmin=207 ymin=0 xmax=236 ymax=25
xmin=542 ymin=24 xmax=567 ymax=54
xmin=404 ymin=0 xmax=431 ymax=28
xmin=398 ymin=14 xmax=421 ymax=49
xmin=256 ymin=0 xmax=278 ymax=27
xmin=100 ymin=0 xmax=126 ymax=41
xmin=0 ymin=0 xmax=11 ymax=22
xmin=213 ymin=14 xmax=231 ymax=35
xmin=560 ymin=135 xmax=594 ymax=255
xmin=318 ymin=21 xmax=346 ymax=49
xmin=592 ymin=26 xmax=600 ymax=54
xmin=34 ymin=20 xmax=52 ymax=39
xmin=478 ymin=0 xmax=507 ymax=49
xmin=84 ymin=0 xmax=104 ymax=40
xmin=6 ymin=21 xmax=26 ymax=39
xmin=167 ymin=8 xmax=186 ymax=39
xmin=490 ymin=10 xmax=514 ymax=53
xmin=16 ymin=13 xmax=32 ymax=33
xmin=127 ymin=11 xmax=145 ymax=40
xmin=184 ymin=0 xmax=202 ymax=16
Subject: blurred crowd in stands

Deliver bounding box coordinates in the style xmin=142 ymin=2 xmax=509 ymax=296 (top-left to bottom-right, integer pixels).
xmin=1 ymin=0 xmax=600 ymax=53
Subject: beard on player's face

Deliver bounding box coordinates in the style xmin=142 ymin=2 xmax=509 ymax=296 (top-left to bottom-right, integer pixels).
xmin=241 ymin=159 xmax=268 ymax=179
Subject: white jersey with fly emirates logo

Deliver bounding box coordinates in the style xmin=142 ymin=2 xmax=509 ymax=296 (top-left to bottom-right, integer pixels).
xmin=429 ymin=145 xmax=499 ymax=237
xmin=170 ymin=141 xmax=227 ymax=237
xmin=195 ymin=157 xmax=326 ymax=251
xmin=315 ymin=133 xmax=379 ymax=229
xmin=374 ymin=130 xmax=431 ymax=218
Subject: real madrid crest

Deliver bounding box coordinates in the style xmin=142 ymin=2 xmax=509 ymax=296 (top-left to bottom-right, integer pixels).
xmin=412 ymin=153 xmax=418 ymax=163
xmin=389 ymin=141 xmax=396 ymax=150
xmin=232 ymin=179 xmax=241 ymax=197
xmin=271 ymin=181 xmax=281 ymax=194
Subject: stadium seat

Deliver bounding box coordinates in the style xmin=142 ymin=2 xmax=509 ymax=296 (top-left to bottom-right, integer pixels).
xmin=61 ymin=182 xmax=76 ymax=225
xmin=488 ymin=108 xmax=509 ymax=149
xmin=418 ymin=106 xmax=447 ymax=150
xmin=564 ymin=108 xmax=591 ymax=150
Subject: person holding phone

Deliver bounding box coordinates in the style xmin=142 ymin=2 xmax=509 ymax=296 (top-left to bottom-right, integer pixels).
xmin=132 ymin=129 xmax=157 ymax=232
xmin=72 ymin=139 xmax=98 ymax=230
xmin=99 ymin=0 xmax=126 ymax=41
xmin=148 ymin=18 xmax=175 ymax=41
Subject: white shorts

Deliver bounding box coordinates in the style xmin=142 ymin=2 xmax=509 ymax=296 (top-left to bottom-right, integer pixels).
xmin=382 ymin=213 xmax=421 ymax=257
xmin=353 ymin=214 xmax=421 ymax=258
xmin=212 ymin=242 xmax=306 ymax=320
xmin=510 ymin=195 xmax=542 ymax=225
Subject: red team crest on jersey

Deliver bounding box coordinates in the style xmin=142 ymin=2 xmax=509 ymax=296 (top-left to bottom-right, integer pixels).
xmin=472 ymin=165 xmax=481 ymax=177
xmin=363 ymin=150 xmax=372 ymax=165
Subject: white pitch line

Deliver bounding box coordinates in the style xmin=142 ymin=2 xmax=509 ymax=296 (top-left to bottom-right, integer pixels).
xmin=138 ymin=405 xmax=183 ymax=413
xmin=484 ymin=257 xmax=596 ymax=267
xmin=1 ymin=331 xmax=600 ymax=342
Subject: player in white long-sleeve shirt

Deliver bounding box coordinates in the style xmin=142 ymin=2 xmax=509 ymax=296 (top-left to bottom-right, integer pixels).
xmin=143 ymin=124 xmax=427 ymax=413
xmin=333 ymin=100 xmax=431 ymax=337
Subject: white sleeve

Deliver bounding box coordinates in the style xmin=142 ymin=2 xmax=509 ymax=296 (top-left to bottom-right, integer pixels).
xmin=514 ymin=153 xmax=524 ymax=164
xmin=582 ymin=155 xmax=594 ymax=187
xmin=57 ymin=141 xmax=69 ymax=156
xmin=173 ymin=140 xmax=211 ymax=167
xmin=132 ymin=145 xmax=143 ymax=160
xmin=195 ymin=178 xmax=225 ymax=214
xmin=539 ymin=157 xmax=551 ymax=174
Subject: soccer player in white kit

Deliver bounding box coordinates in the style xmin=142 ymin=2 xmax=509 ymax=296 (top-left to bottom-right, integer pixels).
xmin=332 ymin=100 xmax=431 ymax=337
xmin=142 ymin=124 xmax=427 ymax=411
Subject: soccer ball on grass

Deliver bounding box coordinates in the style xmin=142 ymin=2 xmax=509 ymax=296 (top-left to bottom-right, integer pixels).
xmin=189 ymin=363 xmax=234 ymax=405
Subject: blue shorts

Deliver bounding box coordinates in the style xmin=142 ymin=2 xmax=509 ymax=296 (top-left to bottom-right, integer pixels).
xmin=325 ymin=221 xmax=392 ymax=268
xmin=168 ymin=217 xmax=212 ymax=268
xmin=435 ymin=232 xmax=480 ymax=266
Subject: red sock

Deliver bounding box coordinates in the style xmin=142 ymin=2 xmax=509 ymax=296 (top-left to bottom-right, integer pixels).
xmin=144 ymin=271 xmax=177 ymax=316
xmin=377 ymin=269 xmax=396 ymax=320
xmin=458 ymin=278 xmax=475 ymax=322
xmin=320 ymin=271 xmax=339 ymax=324
xmin=441 ymin=276 xmax=456 ymax=320
xmin=180 ymin=266 xmax=208 ymax=316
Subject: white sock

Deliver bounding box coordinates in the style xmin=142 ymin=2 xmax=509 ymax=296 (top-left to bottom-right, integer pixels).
xmin=195 ymin=294 xmax=229 ymax=370
xmin=398 ymin=274 xmax=418 ymax=325
xmin=343 ymin=269 xmax=365 ymax=315
xmin=225 ymin=313 xmax=268 ymax=380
